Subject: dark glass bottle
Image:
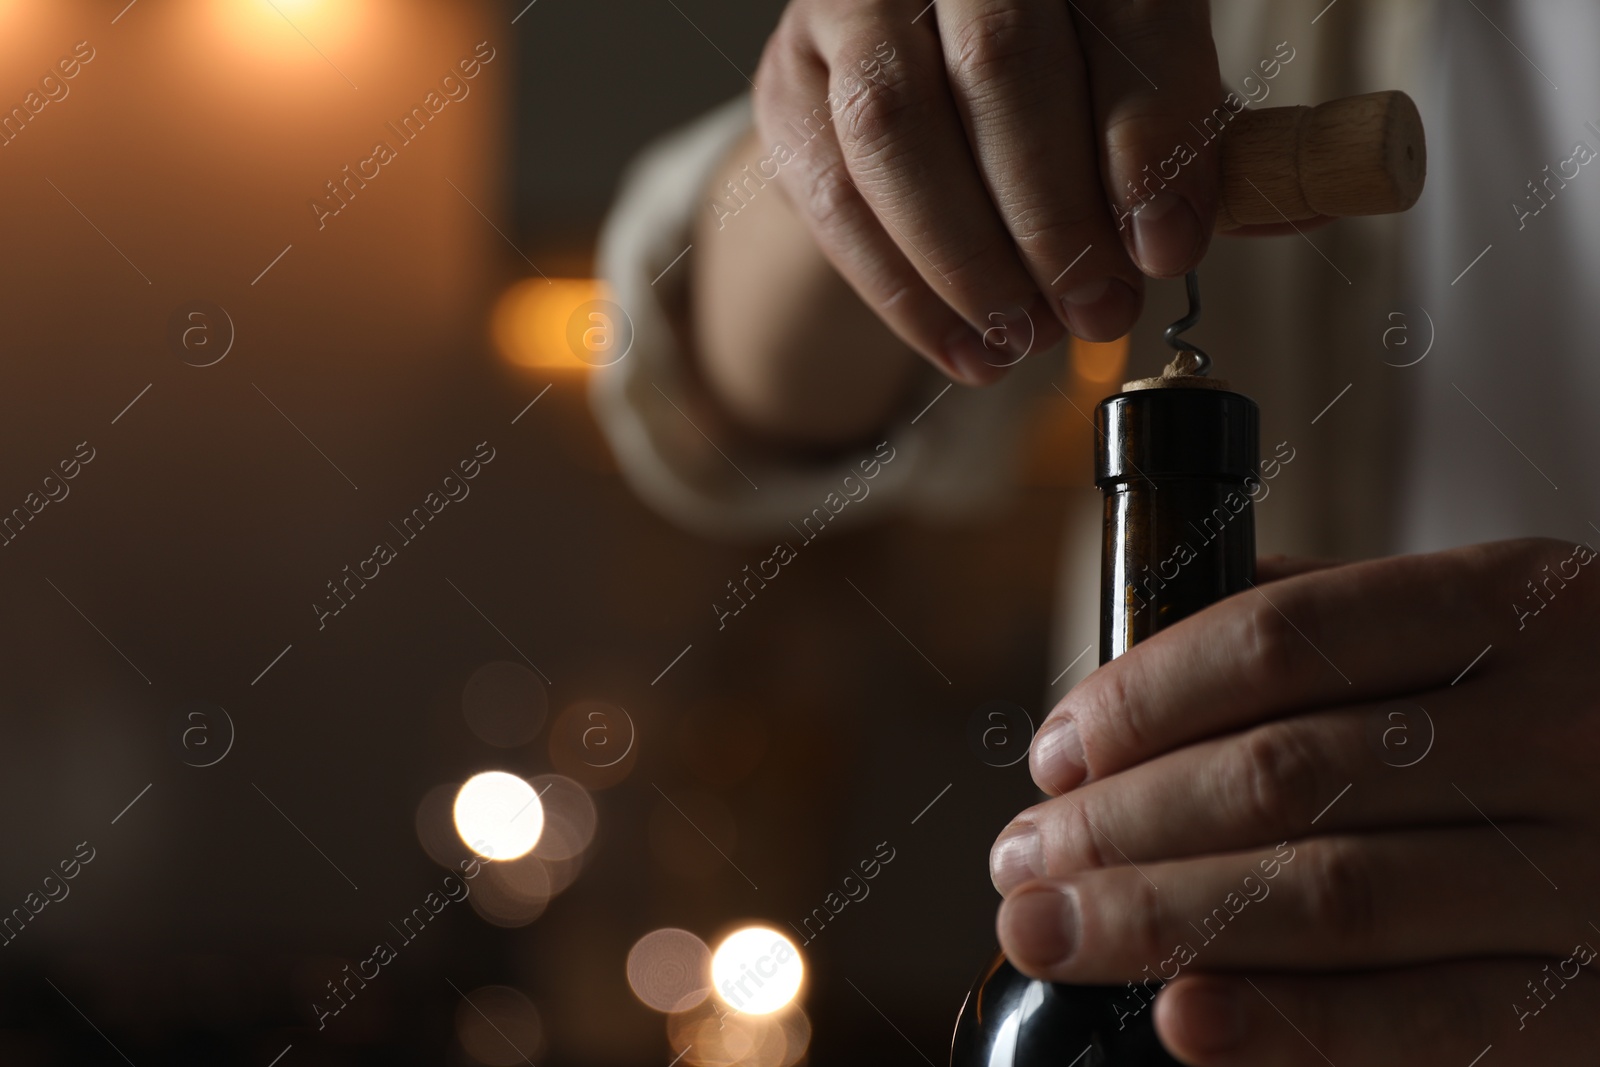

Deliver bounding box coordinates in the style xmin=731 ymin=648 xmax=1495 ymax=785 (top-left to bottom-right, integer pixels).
xmin=950 ymin=374 xmax=1259 ymax=1067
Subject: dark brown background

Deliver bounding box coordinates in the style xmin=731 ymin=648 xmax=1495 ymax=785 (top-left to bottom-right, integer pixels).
xmin=0 ymin=1 xmax=1094 ymax=1063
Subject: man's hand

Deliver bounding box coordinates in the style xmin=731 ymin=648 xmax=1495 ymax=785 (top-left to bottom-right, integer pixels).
xmin=752 ymin=0 xmax=1226 ymax=385
xmin=990 ymin=538 xmax=1600 ymax=1064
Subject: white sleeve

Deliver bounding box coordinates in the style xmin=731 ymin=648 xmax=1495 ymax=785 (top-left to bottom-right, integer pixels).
xmin=589 ymin=94 xmax=1062 ymax=543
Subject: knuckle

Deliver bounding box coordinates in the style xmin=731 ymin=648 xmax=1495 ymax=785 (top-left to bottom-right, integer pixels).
xmin=1117 ymin=874 xmax=1168 ymax=963
xmin=949 ymin=7 xmax=1057 ymax=86
xmin=833 ymin=51 xmax=922 ymax=158
xmin=800 ymin=159 xmax=860 ymax=234
xmin=934 ymin=244 xmax=1005 ymax=293
xmin=1296 ymin=840 xmax=1377 ymax=943
xmin=753 ymin=13 xmax=811 ymax=105
xmin=1067 ymin=668 xmax=1146 ymax=777
xmin=1237 ymin=593 xmax=1311 ymax=688
xmin=1007 ymin=200 xmax=1105 ymax=261
xmin=1233 ymin=726 xmax=1323 ymax=835
xmin=1101 ymin=104 xmax=1181 ymax=157
xmin=1047 ymin=796 xmax=1111 ymax=874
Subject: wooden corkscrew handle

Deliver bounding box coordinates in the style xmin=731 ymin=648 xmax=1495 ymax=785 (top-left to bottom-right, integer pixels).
xmin=1214 ymin=90 xmax=1426 ymax=231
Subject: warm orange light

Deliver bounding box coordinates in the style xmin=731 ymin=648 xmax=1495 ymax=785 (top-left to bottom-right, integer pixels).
xmin=210 ymin=0 xmax=366 ymax=60
xmin=1070 ymin=335 xmax=1130 ymax=385
xmin=493 ymin=278 xmax=623 ymax=372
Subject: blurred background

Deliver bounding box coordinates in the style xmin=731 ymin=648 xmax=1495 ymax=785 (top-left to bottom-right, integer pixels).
xmin=0 ymin=1 xmax=1133 ymax=1063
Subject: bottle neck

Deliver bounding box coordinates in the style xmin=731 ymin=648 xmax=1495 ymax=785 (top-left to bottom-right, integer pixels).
xmin=1093 ymin=385 xmax=1260 ymax=664
xmin=1099 ymin=476 xmax=1257 ymax=664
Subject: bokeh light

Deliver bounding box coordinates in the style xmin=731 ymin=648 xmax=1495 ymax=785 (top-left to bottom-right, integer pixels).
xmin=417 ymin=781 xmax=474 ymax=869
xmin=492 ymin=277 xmax=605 ymax=370
xmin=468 ymin=853 xmax=552 ymax=928
xmin=527 ymin=774 xmax=597 ymax=861
xmin=462 ymin=660 xmax=548 ymax=748
xmin=454 ymin=771 xmax=544 ymax=861
xmin=454 ymin=985 xmax=543 ymax=1066
xmin=709 ymin=928 xmax=803 ymax=1016
xmin=666 ymin=997 xmax=810 ymax=1067
xmin=626 ymin=928 xmax=711 ymax=1013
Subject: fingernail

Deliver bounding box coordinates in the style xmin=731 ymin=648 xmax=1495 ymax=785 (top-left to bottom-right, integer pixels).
xmin=999 ymin=885 xmax=1078 ymax=972
xmin=1060 ymin=278 xmax=1137 ymax=342
xmin=1130 ymin=191 xmax=1203 ymax=277
xmin=1168 ymin=981 xmax=1249 ymax=1055
xmin=943 ymin=329 xmax=1004 ymax=386
xmin=990 ymin=821 xmax=1043 ymax=895
xmin=1031 ymin=717 xmax=1085 ymax=793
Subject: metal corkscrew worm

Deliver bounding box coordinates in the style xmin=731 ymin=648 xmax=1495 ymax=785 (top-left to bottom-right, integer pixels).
xmin=1163 ymin=270 xmax=1212 ymax=376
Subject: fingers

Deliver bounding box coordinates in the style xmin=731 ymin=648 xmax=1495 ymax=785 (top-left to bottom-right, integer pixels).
xmin=753 ymin=11 xmax=1005 ymax=384
xmin=935 ymin=0 xmax=1144 ymax=341
xmin=800 ymin=4 xmax=1067 ymax=380
xmin=1071 ymin=0 xmax=1222 ymax=277
xmin=996 ymin=829 xmax=1580 ymax=983
xmin=1156 ymin=959 xmax=1600 ymax=1066
xmin=995 ymin=693 xmax=1521 ymax=893
xmin=1030 ymin=541 xmax=1540 ymax=795
xmin=758 ymin=0 xmax=1242 ymax=383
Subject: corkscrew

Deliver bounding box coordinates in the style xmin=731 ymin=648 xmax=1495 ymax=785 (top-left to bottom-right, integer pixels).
xmin=1163 ymin=271 xmax=1211 ymax=376
xmin=1154 ymin=89 xmax=1426 ymax=383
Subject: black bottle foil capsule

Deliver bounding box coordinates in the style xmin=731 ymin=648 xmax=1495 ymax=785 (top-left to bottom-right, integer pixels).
xmin=950 ymin=375 xmax=1260 ymax=1067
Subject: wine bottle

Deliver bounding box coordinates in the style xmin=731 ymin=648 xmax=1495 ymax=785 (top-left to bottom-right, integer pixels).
xmin=950 ymin=362 xmax=1260 ymax=1067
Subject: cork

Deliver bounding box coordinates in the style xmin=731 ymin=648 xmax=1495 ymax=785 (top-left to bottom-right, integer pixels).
xmin=1122 ymin=350 xmax=1231 ymax=392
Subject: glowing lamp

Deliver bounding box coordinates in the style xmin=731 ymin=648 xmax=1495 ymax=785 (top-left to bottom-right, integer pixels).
xmin=710 ymin=927 xmax=803 ymax=1016
xmin=493 ymin=278 xmax=628 ymax=371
